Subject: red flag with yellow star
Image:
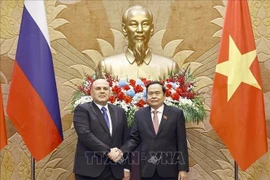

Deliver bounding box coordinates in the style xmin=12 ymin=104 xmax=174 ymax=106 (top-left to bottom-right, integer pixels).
xmin=0 ymin=85 xmax=7 ymax=149
xmin=210 ymin=0 xmax=267 ymax=170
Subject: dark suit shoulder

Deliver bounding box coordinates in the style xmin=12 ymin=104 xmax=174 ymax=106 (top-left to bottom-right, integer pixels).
xmin=108 ymin=103 xmax=125 ymax=112
xmin=135 ymin=106 xmax=149 ymax=114
xmin=75 ymin=102 xmax=91 ymax=110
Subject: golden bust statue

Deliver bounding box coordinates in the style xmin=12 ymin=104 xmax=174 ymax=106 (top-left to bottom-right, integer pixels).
xmin=97 ymin=5 xmax=179 ymax=79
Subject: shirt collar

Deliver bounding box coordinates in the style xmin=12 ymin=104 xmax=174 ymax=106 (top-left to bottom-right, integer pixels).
xmin=151 ymin=104 xmax=164 ymax=113
xmin=125 ymin=48 xmax=152 ymax=65
xmin=94 ymin=102 xmax=109 ymax=112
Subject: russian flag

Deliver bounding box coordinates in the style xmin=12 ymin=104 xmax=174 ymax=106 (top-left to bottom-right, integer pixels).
xmin=7 ymin=0 xmax=63 ymax=161
xmin=0 ymin=85 xmax=7 ymax=149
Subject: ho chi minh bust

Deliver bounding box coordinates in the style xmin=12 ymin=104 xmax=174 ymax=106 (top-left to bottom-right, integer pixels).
xmin=96 ymin=5 xmax=179 ymax=79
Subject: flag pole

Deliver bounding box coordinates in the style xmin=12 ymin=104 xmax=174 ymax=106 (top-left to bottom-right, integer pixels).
xmin=234 ymin=161 xmax=238 ymax=180
xmin=31 ymin=156 xmax=35 ymax=180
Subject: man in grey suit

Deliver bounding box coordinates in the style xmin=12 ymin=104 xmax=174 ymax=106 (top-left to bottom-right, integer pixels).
xmin=73 ymin=79 xmax=130 ymax=180
xmin=120 ymin=81 xmax=189 ymax=180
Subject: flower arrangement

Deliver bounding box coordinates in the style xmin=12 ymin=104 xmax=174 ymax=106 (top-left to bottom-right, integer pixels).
xmin=71 ymin=67 xmax=206 ymax=127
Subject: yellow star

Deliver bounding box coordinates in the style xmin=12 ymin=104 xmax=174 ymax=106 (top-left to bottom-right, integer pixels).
xmin=216 ymin=35 xmax=261 ymax=101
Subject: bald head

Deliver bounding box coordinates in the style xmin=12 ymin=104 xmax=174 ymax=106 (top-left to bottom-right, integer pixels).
xmin=91 ymin=79 xmax=110 ymax=106
xmin=92 ymin=79 xmax=109 ymax=89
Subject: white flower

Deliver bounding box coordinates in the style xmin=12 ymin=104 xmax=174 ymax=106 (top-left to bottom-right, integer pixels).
xmin=82 ymin=81 xmax=92 ymax=91
xmin=187 ymin=85 xmax=194 ymax=91
xmin=119 ymin=101 xmax=129 ymax=111
xmin=164 ymin=99 xmax=173 ymax=106
xmin=74 ymin=96 xmax=92 ymax=108
xmin=179 ymin=97 xmax=193 ymax=106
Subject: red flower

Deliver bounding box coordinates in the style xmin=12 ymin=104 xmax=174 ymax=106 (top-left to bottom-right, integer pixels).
xmin=86 ymin=89 xmax=91 ymax=95
xmin=165 ymin=89 xmax=171 ymax=97
xmin=145 ymin=80 xmax=152 ymax=86
xmin=108 ymin=80 xmax=113 ymax=87
xmin=141 ymin=78 xmax=147 ymax=82
xmin=122 ymin=85 xmax=130 ymax=90
xmin=176 ymin=88 xmax=183 ymax=94
xmin=124 ymin=96 xmax=133 ymax=104
xmin=73 ymin=66 xmax=205 ymax=126
xmin=171 ymin=92 xmax=180 ymax=101
xmin=182 ymin=87 xmax=187 ymax=92
xmin=129 ymin=79 xmax=136 ymax=87
xmin=181 ymin=92 xmax=195 ymax=99
xmin=134 ymin=85 xmax=143 ymax=93
xmin=136 ymin=99 xmax=146 ymax=108
xmin=112 ymin=85 xmax=121 ymax=94
xmin=176 ymin=76 xmax=185 ymax=85
xmin=116 ymin=92 xmax=125 ymax=101
xmin=167 ymin=77 xmax=174 ymax=82
xmin=141 ymin=78 xmax=152 ymax=86
xmin=86 ymin=76 xmax=94 ymax=82
xmin=103 ymin=73 xmax=114 ymax=86
xmin=166 ymin=84 xmax=173 ymax=89
xmin=187 ymin=92 xmax=195 ymax=99
xmin=109 ymin=96 xmax=116 ymax=103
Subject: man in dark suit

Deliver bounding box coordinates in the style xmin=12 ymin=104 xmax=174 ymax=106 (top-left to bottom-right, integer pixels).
xmin=73 ymin=79 xmax=130 ymax=180
xmin=120 ymin=81 xmax=189 ymax=180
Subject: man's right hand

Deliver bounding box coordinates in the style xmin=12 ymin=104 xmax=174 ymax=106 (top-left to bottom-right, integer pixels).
xmin=107 ymin=148 xmax=123 ymax=162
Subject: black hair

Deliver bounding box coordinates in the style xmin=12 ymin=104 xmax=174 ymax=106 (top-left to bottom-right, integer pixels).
xmin=146 ymin=81 xmax=166 ymax=94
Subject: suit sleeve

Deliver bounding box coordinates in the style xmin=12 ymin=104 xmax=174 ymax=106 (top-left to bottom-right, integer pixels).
xmin=122 ymin=108 xmax=129 ymax=144
xmin=120 ymin=108 xmax=131 ymax=170
xmin=73 ymin=105 xmax=110 ymax=156
xmin=121 ymin=112 xmax=141 ymax=153
xmin=177 ymin=110 xmax=189 ymax=172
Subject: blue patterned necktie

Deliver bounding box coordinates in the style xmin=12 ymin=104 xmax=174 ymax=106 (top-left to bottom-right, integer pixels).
xmin=101 ymin=107 xmax=110 ymax=130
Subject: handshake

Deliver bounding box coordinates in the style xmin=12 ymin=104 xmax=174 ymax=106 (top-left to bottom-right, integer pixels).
xmin=107 ymin=147 xmax=124 ymax=163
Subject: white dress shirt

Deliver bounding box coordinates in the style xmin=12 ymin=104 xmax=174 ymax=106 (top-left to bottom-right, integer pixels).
xmin=94 ymin=102 xmax=112 ymax=135
xmin=151 ymin=105 xmax=164 ymax=125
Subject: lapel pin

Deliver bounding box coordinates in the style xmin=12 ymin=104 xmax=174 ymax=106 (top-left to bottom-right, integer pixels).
xmin=163 ymin=115 xmax=167 ymax=120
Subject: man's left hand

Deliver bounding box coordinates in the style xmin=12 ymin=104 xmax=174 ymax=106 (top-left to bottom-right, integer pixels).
xmin=178 ymin=171 xmax=187 ymax=180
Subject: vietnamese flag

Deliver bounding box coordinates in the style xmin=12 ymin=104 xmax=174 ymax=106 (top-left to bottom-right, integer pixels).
xmin=0 ymin=85 xmax=7 ymax=149
xmin=210 ymin=0 xmax=267 ymax=170
xmin=7 ymin=0 xmax=63 ymax=160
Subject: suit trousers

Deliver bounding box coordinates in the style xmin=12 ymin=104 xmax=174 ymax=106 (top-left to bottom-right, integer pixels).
xmin=141 ymin=169 xmax=177 ymax=180
xmin=75 ymin=166 xmax=121 ymax=180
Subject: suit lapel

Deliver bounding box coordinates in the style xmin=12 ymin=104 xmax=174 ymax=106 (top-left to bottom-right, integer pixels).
xmin=145 ymin=106 xmax=156 ymax=136
xmin=157 ymin=104 xmax=170 ymax=136
xmin=108 ymin=104 xmax=117 ymax=138
xmin=89 ymin=102 xmax=111 ymax=136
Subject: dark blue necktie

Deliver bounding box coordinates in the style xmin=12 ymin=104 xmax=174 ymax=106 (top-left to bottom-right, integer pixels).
xmin=101 ymin=107 xmax=110 ymax=130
